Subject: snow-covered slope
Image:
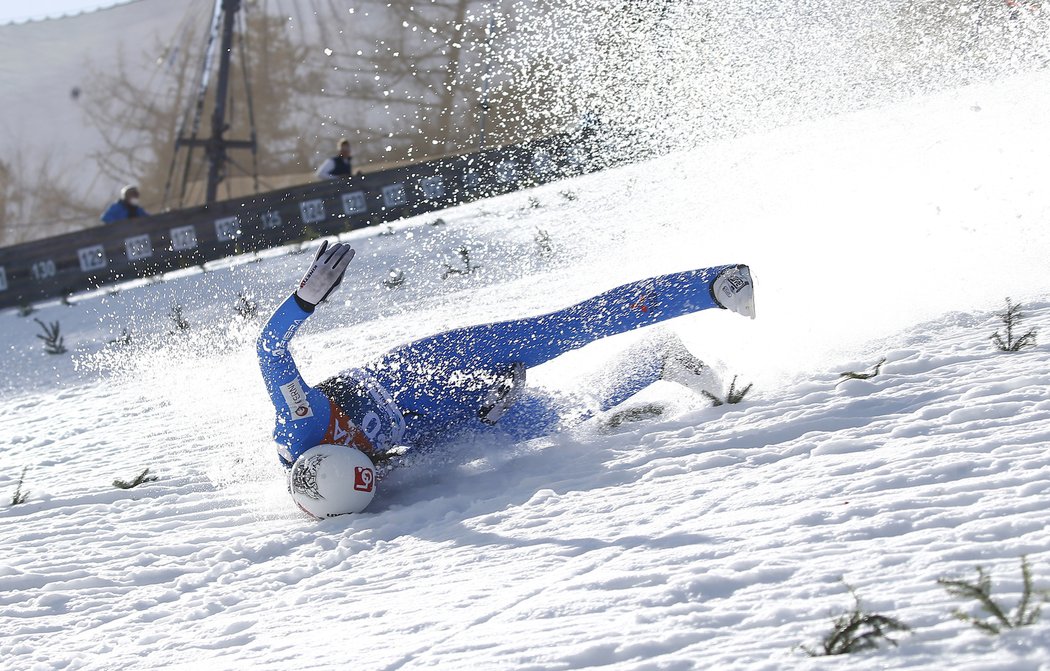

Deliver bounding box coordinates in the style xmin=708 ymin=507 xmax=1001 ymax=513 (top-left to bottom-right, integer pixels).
xmin=1 ymin=70 xmax=1049 ymax=669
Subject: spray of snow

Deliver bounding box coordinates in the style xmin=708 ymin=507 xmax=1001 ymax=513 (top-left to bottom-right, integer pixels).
xmin=2 ymin=3 xmax=1050 ymax=668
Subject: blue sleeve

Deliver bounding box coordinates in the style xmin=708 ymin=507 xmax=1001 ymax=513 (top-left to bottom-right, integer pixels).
xmin=257 ymin=294 xmax=333 ymax=466
xmin=100 ymin=203 xmax=122 ymax=223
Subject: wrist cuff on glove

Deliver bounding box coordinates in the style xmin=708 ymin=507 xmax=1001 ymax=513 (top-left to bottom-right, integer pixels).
xmin=292 ymin=293 xmax=316 ymax=313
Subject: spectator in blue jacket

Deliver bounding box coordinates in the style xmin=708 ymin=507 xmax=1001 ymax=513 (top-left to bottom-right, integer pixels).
xmin=100 ymin=185 xmax=149 ymax=224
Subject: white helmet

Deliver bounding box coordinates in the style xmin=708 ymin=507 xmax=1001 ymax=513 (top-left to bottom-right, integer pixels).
xmin=288 ymin=444 xmax=377 ymax=518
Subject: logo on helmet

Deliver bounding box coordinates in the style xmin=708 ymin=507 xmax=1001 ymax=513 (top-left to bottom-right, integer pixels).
xmin=290 ymin=452 xmax=326 ymax=500
xmin=353 ymin=465 xmax=374 ymax=492
xmin=289 ymin=445 xmax=377 ymax=518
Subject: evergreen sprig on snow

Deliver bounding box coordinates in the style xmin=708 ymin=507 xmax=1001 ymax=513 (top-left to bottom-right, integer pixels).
xmin=802 ymin=585 xmax=911 ymax=656
xmin=991 ymin=298 xmax=1037 ymax=352
xmin=235 ymin=293 xmax=259 ymax=319
xmin=701 ymin=375 xmax=752 ymax=406
xmin=838 ymin=358 xmax=886 ymax=385
xmin=534 ymin=228 xmax=553 ymax=256
xmin=34 ymin=318 xmax=67 ymax=354
xmin=442 ymin=247 xmax=481 ymax=279
xmin=113 ymin=468 xmax=159 ymax=490
xmin=938 ymin=556 xmax=1048 ymax=634
xmin=10 ymin=466 xmax=30 ymax=506
xmin=603 ymin=403 xmax=664 ymax=429
xmin=169 ymin=304 xmax=190 ymax=332
xmin=106 ymin=329 xmax=133 ymax=347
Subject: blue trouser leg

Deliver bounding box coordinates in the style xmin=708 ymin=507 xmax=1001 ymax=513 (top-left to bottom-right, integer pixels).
xmin=402 ymin=265 xmax=728 ymax=368
xmin=367 ymin=265 xmax=732 ymax=446
xmin=593 ymin=354 xmax=664 ymax=411
xmin=583 ymin=327 xmax=702 ymax=411
xmin=485 ymin=390 xmax=564 ymax=441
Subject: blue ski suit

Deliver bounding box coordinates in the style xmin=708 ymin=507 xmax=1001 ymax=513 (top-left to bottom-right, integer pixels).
xmin=258 ymin=264 xmax=741 ymax=468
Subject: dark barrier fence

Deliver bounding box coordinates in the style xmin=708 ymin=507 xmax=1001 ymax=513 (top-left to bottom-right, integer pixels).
xmin=0 ymin=134 xmax=594 ymax=310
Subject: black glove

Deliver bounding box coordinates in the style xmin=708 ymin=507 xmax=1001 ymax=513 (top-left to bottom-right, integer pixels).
xmin=295 ymin=241 xmax=355 ymax=308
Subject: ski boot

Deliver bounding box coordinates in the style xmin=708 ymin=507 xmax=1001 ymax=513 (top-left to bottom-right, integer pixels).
xmin=712 ymin=264 xmax=756 ymax=319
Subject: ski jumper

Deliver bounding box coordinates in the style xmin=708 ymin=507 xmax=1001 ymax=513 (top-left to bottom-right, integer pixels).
xmin=258 ymin=264 xmax=742 ymax=467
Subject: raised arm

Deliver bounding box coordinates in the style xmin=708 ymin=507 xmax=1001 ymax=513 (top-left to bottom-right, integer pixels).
xmin=257 ymin=241 xmax=356 ymax=465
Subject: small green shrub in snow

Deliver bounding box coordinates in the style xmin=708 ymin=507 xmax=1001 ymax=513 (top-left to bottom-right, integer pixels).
xmin=34 ymin=318 xmax=67 ymax=354
xmin=991 ymin=298 xmax=1037 ymax=352
xmin=938 ymin=556 xmax=1048 ymax=634
xmin=802 ymin=585 xmax=911 ymax=656
xmin=10 ymin=466 xmax=30 ymax=505
xmin=113 ymin=468 xmax=159 ymax=490
xmin=534 ymin=228 xmax=553 ymax=256
xmin=701 ymin=375 xmax=752 ymax=406
xmin=169 ymin=304 xmax=190 ymax=332
xmin=603 ymin=403 xmax=665 ymax=429
xmin=441 ymin=247 xmax=481 ymax=279
xmin=235 ymin=293 xmax=259 ymax=319
xmin=838 ymin=357 xmax=886 ymax=384
xmin=107 ymin=329 xmax=134 ymax=347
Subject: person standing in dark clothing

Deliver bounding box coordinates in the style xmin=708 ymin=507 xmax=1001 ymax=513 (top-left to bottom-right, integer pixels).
xmin=315 ymin=138 xmax=353 ymax=180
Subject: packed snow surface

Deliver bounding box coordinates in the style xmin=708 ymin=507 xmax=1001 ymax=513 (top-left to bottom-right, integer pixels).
xmin=2 ymin=71 xmax=1049 ymax=670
